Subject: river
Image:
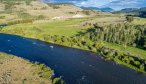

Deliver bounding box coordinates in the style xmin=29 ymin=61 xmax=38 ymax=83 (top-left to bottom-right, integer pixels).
xmin=0 ymin=33 xmax=146 ymax=84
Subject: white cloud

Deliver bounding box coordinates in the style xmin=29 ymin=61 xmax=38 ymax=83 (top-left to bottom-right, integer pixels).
xmin=75 ymin=0 xmax=112 ymax=7
xmin=80 ymin=1 xmax=86 ymax=5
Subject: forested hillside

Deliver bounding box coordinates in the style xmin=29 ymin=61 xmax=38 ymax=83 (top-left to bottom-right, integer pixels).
xmin=115 ymin=7 xmax=146 ymax=18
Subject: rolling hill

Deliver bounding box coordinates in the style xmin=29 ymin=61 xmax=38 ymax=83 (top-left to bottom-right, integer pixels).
xmin=0 ymin=0 xmax=98 ymax=20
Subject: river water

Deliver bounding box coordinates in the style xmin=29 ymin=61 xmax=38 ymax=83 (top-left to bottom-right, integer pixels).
xmin=0 ymin=33 xmax=146 ymax=84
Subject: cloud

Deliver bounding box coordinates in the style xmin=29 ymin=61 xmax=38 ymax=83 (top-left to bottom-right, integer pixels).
xmin=80 ymin=1 xmax=86 ymax=5
xmin=76 ymin=0 xmax=98 ymax=7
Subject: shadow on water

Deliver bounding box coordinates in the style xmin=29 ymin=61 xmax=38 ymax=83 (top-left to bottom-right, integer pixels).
xmin=0 ymin=33 xmax=146 ymax=84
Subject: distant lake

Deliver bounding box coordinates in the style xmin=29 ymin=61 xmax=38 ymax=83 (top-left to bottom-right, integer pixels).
xmin=0 ymin=33 xmax=146 ymax=84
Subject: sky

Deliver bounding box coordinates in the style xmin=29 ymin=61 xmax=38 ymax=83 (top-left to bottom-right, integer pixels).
xmin=43 ymin=0 xmax=146 ymax=10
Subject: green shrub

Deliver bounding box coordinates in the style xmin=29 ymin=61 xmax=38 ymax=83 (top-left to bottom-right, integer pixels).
xmin=126 ymin=16 xmax=134 ymax=22
xmin=33 ymin=63 xmax=53 ymax=79
xmin=140 ymin=64 xmax=145 ymax=70
xmin=53 ymin=77 xmax=65 ymax=84
xmin=0 ymin=16 xmax=5 ymax=19
xmin=82 ymin=10 xmax=90 ymax=15
xmin=134 ymin=61 xmax=141 ymax=66
xmin=8 ymin=19 xmax=33 ymax=25
xmin=94 ymin=42 xmax=103 ymax=48
xmin=37 ymin=15 xmax=45 ymax=19
xmin=68 ymin=12 xmax=76 ymax=14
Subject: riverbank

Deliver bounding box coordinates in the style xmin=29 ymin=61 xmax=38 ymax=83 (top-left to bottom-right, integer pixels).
xmin=0 ymin=52 xmax=64 ymax=84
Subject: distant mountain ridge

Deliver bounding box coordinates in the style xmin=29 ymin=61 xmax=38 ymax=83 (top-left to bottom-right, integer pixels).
xmin=80 ymin=7 xmax=114 ymax=12
xmin=119 ymin=7 xmax=146 ymax=13
xmin=114 ymin=7 xmax=146 ymax=18
xmin=101 ymin=0 xmax=146 ymax=10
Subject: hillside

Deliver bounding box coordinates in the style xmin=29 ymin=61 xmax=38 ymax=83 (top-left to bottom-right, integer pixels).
xmin=114 ymin=7 xmax=146 ymax=18
xmin=0 ymin=0 xmax=98 ymax=20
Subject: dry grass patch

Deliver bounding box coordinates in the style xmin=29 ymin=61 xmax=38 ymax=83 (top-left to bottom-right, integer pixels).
xmin=0 ymin=53 xmax=53 ymax=84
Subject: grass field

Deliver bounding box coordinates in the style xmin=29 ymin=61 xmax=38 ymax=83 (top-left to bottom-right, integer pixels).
xmin=104 ymin=42 xmax=146 ymax=59
xmin=2 ymin=18 xmax=90 ymax=36
xmin=132 ymin=17 xmax=146 ymax=25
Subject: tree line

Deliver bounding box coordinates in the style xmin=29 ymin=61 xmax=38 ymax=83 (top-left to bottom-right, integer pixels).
xmin=79 ymin=22 xmax=146 ymax=49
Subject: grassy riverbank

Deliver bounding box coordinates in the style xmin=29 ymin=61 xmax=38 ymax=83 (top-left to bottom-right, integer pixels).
xmin=0 ymin=52 xmax=64 ymax=84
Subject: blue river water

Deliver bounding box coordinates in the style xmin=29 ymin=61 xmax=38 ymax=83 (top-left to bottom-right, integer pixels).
xmin=0 ymin=33 xmax=146 ymax=84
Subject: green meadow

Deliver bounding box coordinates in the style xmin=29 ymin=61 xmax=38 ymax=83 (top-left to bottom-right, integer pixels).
xmin=2 ymin=18 xmax=89 ymax=36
